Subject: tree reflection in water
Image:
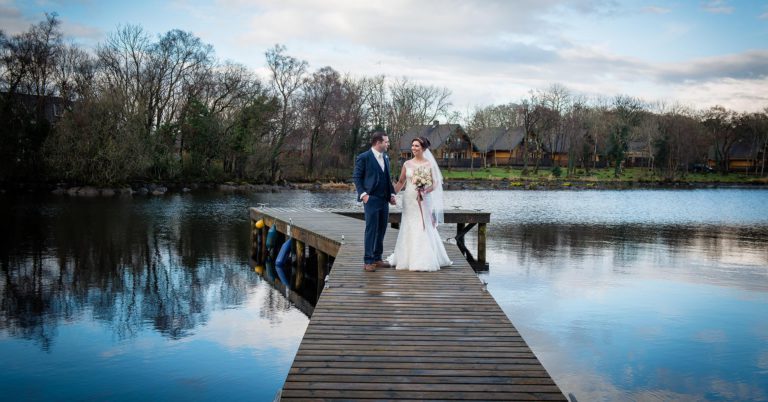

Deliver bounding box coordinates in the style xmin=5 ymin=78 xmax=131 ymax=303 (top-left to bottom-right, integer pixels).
xmin=2 ymin=190 xmax=767 ymax=401
xmin=486 ymin=223 xmax=768 ymax=292
xmin=0 ymin=195 xmax=294 ymax=350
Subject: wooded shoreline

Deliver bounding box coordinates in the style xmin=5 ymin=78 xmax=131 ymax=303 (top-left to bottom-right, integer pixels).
xmin=2 ymin=177 xmax=766 ymax=196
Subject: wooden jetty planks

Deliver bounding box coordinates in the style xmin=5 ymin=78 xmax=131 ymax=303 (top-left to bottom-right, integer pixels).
xmin=249 ymin=207 xmax=565 ymax=401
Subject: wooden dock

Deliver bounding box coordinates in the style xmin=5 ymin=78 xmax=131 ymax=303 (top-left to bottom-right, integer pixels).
xmin=250 ymin=207 xmax=565 ymax=401
xmin=329 ymin=208 xmax=490 ymax=268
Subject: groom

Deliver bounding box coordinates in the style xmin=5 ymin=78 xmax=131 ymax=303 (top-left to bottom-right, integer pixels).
xmin=352 ymin=131 xmax=397 ymax=272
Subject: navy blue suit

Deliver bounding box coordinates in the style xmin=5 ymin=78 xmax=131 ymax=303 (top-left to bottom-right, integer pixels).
xmin=352 ymin=149 xmax=396 ymax=264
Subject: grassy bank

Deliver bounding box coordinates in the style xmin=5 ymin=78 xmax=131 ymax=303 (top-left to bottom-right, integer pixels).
xmin=440 ymin=167 xmax=768 ymax=187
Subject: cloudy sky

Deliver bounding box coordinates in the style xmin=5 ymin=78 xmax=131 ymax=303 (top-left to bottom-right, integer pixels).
xmin=3 ymin=0 xmax=767 ymax=112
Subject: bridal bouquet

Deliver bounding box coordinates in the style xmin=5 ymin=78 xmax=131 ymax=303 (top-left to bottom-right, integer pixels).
xmin=412 ymin=165 xmax=433 ymax=230
xmin=412 ymin=165 xmax=432 ymax=206
xmin=412 ymin=165 xmax=432 ymax=194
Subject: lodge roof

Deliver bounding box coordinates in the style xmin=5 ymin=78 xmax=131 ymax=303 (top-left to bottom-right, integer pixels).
xmin=397 ymin=122 xmax=463 ymax=151
xmin=470 ymin=127 xmax=526 ymax=151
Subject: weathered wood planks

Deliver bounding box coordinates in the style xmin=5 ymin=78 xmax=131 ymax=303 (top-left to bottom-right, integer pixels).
xmin=249 ymin=207 xmax=565 ymax=401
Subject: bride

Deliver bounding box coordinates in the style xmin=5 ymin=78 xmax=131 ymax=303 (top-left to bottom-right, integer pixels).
xmin=387 ymin=136 xmax=452 ymax=271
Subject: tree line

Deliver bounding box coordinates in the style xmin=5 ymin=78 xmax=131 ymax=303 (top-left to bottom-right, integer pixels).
xmin=1 ymin=14 xmax=766 ymax=186
xmin=464 ymin=84 xmax=768 ymax=178
xmin=0 ymin=14 xmax=451 ymax=185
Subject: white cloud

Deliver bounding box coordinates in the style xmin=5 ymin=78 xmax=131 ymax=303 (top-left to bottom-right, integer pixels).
xmin=0 ymin=1 xmax=29 ymax=34
xmin=657 ymin=50 xmax=768 ymax=82
xmin=59 ymin=17 xmax=103 ymax=41
xmin=643 ymin=6 xmax=671 ymax=15
xmin=670 ymin=77 xmax=768 ymax=112
xmin=186 ymin=285 xmax=309 ymax=352
xmin=702 ymin=0 xmax=734 ymax=15
xmin=5 ymin=0 xmax=767 ymax=112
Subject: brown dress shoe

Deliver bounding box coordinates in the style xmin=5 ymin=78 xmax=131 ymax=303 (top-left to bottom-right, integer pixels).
xmin=363 ymin=264 xmax=377 ymax=272
xmin=374 ymin=260 xmax=391 ymax=268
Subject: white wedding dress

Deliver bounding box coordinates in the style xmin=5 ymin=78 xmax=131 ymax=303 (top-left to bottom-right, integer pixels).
xmin=387 ymin=162 xmax=452 ymax=271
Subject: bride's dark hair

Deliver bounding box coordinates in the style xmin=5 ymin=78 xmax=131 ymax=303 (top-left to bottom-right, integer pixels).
xmin=412 ymin=136 xmax=431 ymax=149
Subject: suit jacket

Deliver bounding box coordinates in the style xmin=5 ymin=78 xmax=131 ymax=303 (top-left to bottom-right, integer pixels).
xmin=352 ymin=149 xmax=396 ymax=201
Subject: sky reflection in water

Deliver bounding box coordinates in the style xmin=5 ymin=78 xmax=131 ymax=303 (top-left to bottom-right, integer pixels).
xmin=1 ymin=189 xmax=767 ymax=401
xmin=464 ymin=190 xmax=768 ymax=401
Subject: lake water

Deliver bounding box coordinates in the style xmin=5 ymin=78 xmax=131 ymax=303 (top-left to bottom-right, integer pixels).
xmin=2 ymin=189 xmax=767 ymax=401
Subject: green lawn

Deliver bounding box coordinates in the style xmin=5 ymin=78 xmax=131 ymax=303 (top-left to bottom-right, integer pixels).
xmin=441 ymin=166 xmax=765 ymax=184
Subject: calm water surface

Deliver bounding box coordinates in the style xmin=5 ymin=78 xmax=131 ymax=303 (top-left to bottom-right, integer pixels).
xmin=2 ymin=189 xmax=767 ymax=401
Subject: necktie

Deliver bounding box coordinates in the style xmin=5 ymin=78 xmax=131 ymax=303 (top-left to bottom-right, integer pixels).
xmin=377 ymin=153 xmax=384 ymax=171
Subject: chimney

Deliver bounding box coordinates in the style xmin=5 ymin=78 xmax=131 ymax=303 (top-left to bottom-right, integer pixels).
xmin=432 ymin=120 xmax=439 ymax=128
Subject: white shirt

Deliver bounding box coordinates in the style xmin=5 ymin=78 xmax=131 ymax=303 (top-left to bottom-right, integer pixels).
xmin=360 ymin=148 xmax=394 ymax=202
xmin=372 ymin=148 xmax=385 ymax=171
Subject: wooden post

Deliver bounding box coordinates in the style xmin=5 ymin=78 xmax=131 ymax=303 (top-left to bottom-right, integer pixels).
xmin=294 ymin=240 xmax=304 ymax=290
xmin=478 ymin=223 xmax=487 ymax=263
xmin=456 ymin=223 xmax=465 ymax=239
xmin=260 ymin=224 xmax=267 ymax=263
xmin=317 ymin=250 xmax=328 ymax=298
xmin=250 ymin=219 xmax=256 ymax=258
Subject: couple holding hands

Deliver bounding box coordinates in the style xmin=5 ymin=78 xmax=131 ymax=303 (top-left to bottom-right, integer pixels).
xmin=352 ymin=131 xmax=452 ymax=273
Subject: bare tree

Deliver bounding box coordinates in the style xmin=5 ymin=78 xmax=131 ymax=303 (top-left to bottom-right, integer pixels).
xmin=203 ymin=63 xmax=271 ymax=178
xmin=386 ymin=77 xmax=451 ymax=155
xmin=54 ymin=44 xmax=96 ymax=102
xmin=265 ymin=44 xmax=307 ymax=182
xmin=466 ymin=106 xmax=491 ymax=169
xmin=0 ymin=13 xmax=64 ymax=179
xmin=538 ymin=83 xmax=571 ymax=168
xmin=654 ymin=104 xmax=705 ymax=179
xmin=301 ymin=66 xmax=342 ymax=178
xmin=364 ymin=74 xmax=388 ymax=131
xmin=466 ymin=104 xmax=517 ymax=169
xmin=562 ymin=97 xmax=591 ymax=176
xmin=201 ymin=61 xmax=258 ymax=117
xmin=23 ymin=13 xmax=63 ymax=98
xmin=702 ymin=105 xmax=740 ymax=173
xmin=150 ymin=29 xmax=214 ymax=130
xmin=737 ymin=110 xmax=768 ymax=176
xmin=97 ymin=25 xmax=216 ymax=176
xmin=336 ymin=74 xmax=374 ymax=167
xmin=606 ymin=95 xmax=645 ymax=176
xmin=0 ymin=12 xmax=63 ymax=97
xmin=97 ymin=24 xmax=154 ymax=126
xmin=515 ymin=92 xmax=547 ymax=174
xmin=761 ymin=108 xmax=768 ymax=176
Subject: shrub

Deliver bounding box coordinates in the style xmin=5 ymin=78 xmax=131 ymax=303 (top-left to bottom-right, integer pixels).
xmin=44 ymin=90 xmax=150 ymax=185
xmin=551 ymin=166 xmax=562 ymax=177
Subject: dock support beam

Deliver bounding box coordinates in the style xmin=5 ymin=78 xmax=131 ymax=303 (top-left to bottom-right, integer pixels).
xmin=478 ymin=223 xmax=486 ymax=263
xmin=294 ymin=240 xmax=305 ymax=290
xmin=317 ymin=251 xmax=328 ymax=297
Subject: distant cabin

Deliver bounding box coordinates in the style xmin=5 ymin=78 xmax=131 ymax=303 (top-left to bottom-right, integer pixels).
xmin=709 ymin=140 xmax=766 ymax=173
xmin=470 ymin=127 xmax=525 ymax=167
xmin=388 ymin=120 xmax=766 ymax=174
xmin=396 ymin=121 xmax=473 ymax=167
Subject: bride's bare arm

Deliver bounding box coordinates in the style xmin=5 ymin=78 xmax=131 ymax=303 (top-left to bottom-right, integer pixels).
xmin=394 ymin=162 xmax=407 ymax=193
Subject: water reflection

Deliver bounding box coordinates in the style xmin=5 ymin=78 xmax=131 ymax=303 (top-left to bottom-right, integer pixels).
xmin=481 ymin=221 xmax=768 ymax=401
xmin=0 ymin=195 xmax=270 ymax=350
xmin=488 ymin=223 xmax=768 ymax=293
xmin=2 ymin=189 xmax=767 ymax=401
